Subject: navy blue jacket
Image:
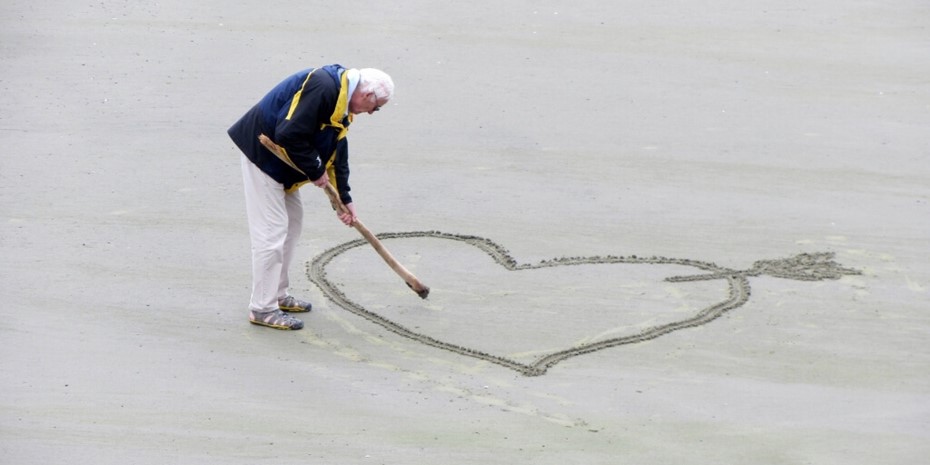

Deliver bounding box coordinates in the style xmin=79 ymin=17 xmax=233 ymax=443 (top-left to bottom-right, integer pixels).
xmin=229 ymin=65 xmax=353 ymax=202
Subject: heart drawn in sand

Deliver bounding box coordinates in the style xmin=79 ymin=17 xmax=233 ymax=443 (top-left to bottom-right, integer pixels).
xmin=307 ymin=231 xmax=860 ymax=376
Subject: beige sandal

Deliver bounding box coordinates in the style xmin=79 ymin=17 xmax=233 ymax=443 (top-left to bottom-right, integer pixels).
xmin=249 ymin=309 xmax=304 ymax=330
xmin=278 ymin=295 xmax=313 ymax=313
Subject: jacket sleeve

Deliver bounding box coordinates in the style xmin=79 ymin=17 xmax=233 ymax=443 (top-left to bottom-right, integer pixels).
xmin=329 ymin=138 xmax=352 ymax=204
xmin=274 ymin=74 xmax=334 ymax=181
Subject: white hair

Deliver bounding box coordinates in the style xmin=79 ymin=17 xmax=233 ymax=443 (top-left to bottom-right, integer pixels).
xmin=357 ymin=68 xmax=394 ymax=102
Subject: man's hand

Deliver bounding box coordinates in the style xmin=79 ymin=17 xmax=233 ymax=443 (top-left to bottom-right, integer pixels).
xmin=312 ymin=173 xmax=330 ymax=188
xmin=338 ymin=202 xmax=357 ymax=226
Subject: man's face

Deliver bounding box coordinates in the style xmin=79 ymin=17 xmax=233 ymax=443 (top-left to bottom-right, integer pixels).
xmin=349 ymin=90 xmax=385 ymax=115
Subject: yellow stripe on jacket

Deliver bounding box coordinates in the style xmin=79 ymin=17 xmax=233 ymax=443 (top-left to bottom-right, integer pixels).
xmin=285 ymin=70 xmax=316 ymax=121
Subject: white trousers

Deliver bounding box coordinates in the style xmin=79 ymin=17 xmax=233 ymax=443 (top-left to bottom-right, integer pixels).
xmin=240 ymin=154 xmax=303 ymax=312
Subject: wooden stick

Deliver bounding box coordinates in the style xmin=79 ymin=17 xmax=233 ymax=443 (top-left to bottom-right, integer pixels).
xmin=258 ymin=134 xmax=430 ymax=299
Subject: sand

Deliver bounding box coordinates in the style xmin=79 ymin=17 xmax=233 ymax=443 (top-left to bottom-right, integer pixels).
xmin=2 ymin=0 xmax=928 ymax=463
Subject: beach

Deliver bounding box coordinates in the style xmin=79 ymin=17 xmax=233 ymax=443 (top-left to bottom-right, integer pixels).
xmin=1 ymin=1 xmax=928 ymax=463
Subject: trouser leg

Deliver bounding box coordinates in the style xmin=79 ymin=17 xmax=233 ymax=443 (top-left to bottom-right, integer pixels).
xmin=241 ymin=154 xmax=289 ymax=312
xmin=277 ymin=187 xmax=303 ymax=300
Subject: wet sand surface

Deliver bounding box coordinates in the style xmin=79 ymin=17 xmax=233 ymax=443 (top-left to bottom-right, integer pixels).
xmin=2 ymin=1 xmax=929 ymax=463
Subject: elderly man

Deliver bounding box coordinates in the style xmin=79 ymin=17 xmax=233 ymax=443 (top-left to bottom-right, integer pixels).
xmin=228 ymin=65 xmax=394 ymax=330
